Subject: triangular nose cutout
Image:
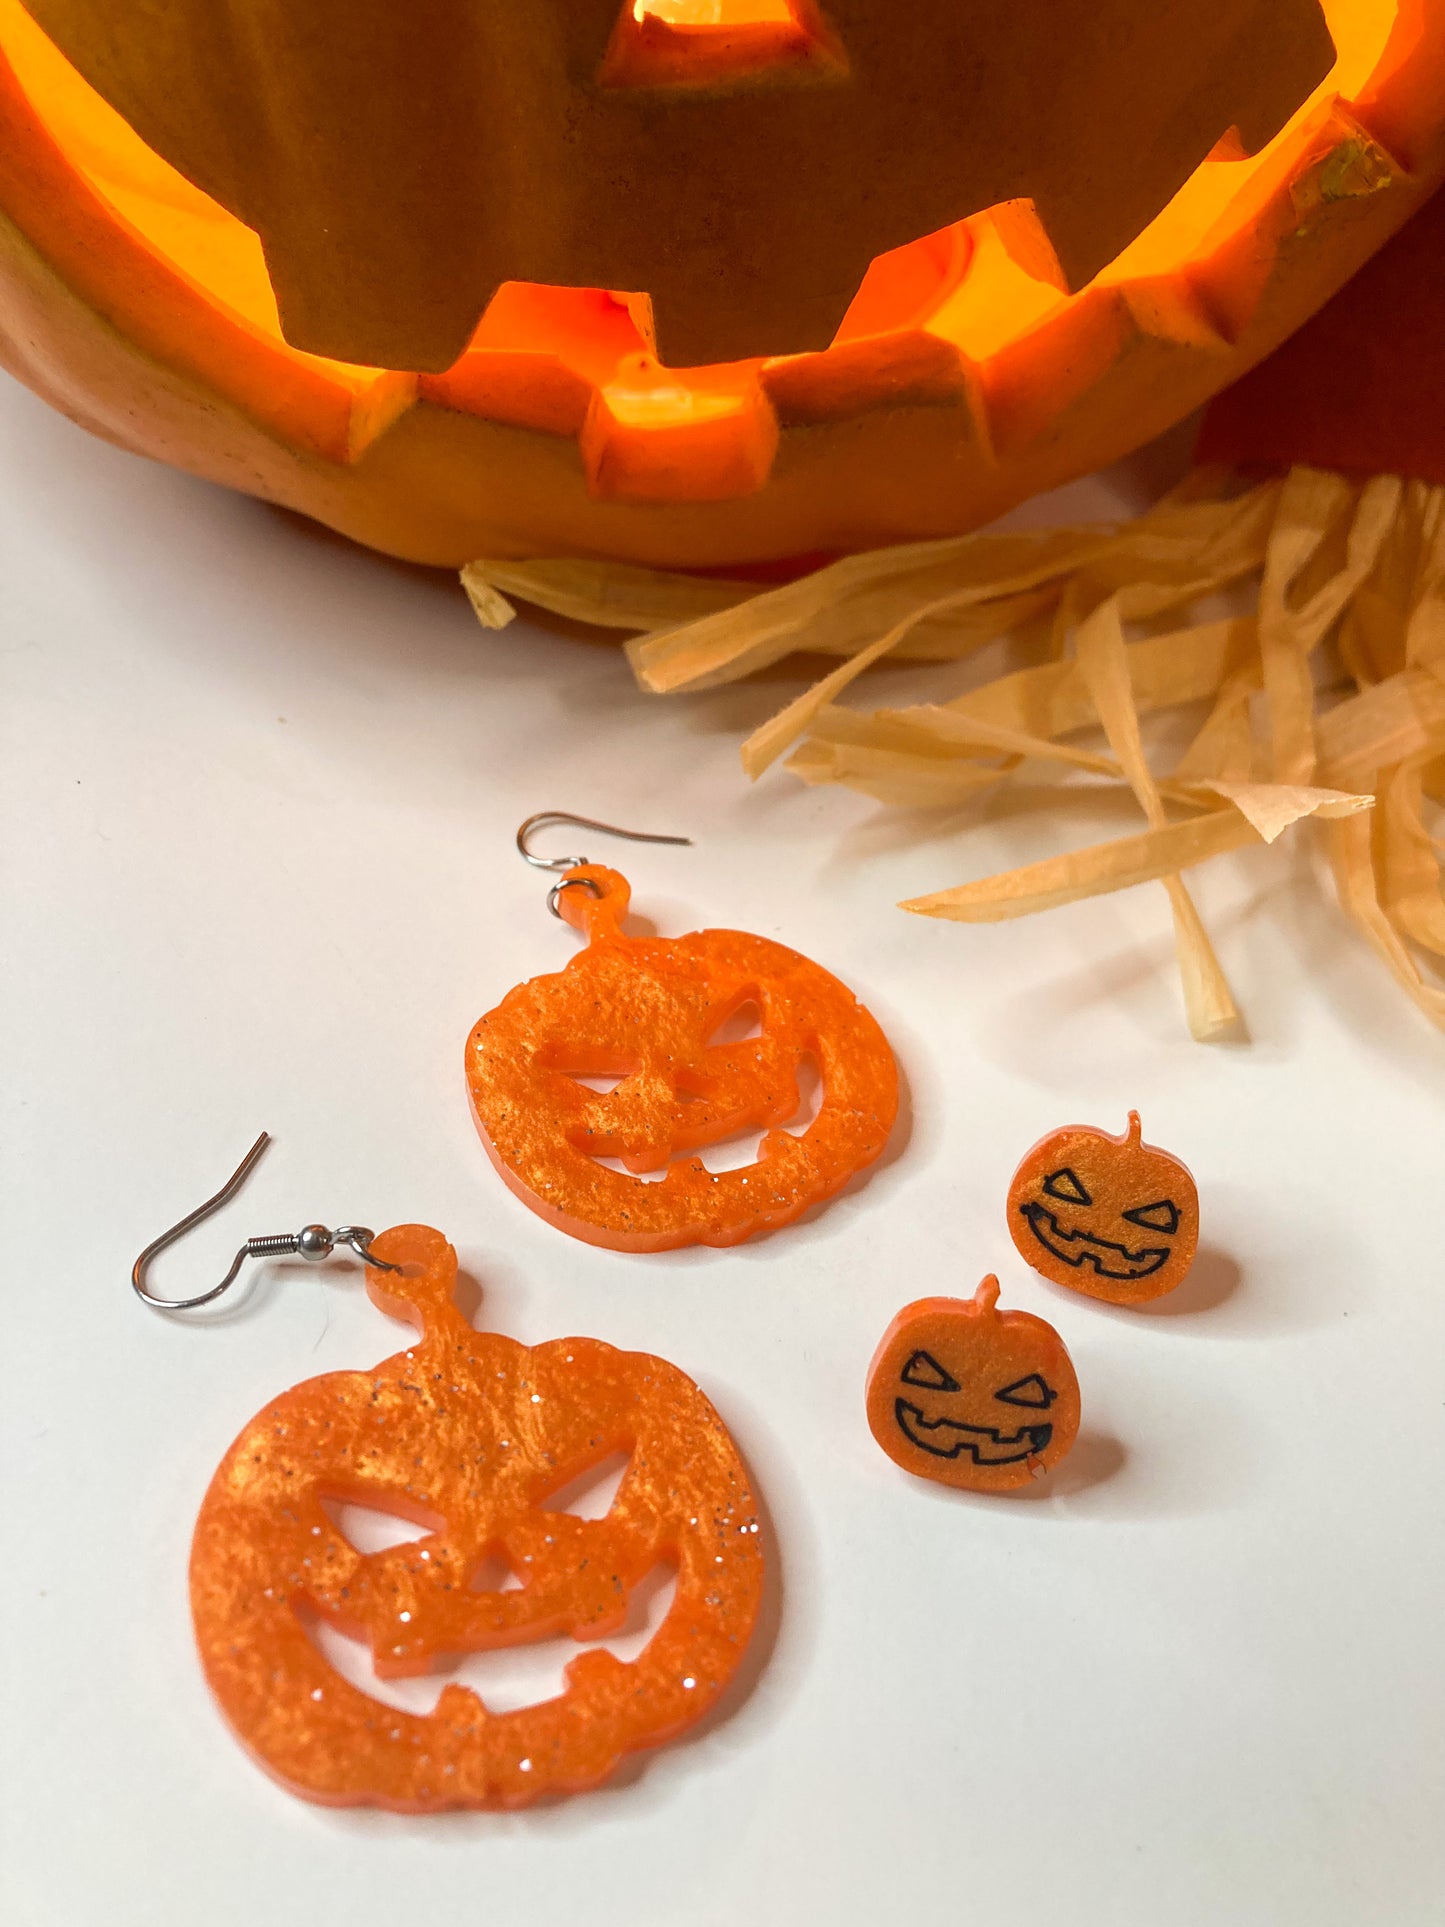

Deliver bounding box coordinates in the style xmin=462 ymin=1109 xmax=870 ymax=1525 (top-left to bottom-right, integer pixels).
xmin=634 ymin=2 xmax=799 ymax=21
xmin=602 ymin=1 xmax=845 ymax=89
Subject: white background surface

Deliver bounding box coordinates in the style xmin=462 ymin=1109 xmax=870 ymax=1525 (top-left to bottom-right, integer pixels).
xmin=1 ymin=374 xmax=1442 ymax=1927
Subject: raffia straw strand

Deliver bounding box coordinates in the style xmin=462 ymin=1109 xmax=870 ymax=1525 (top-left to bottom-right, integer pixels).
xmin=462 ymin=467 xmax=1445 ymax=1037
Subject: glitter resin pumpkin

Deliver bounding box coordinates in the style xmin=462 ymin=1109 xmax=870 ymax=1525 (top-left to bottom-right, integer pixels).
xmin=0 ymin=2 xmax=1441 ymax=567
xmin=189 ymin=1224 xmax=765 ymax=1809
xmin=866 ymin=1276 xmax=1081 ymax=1493
xmin=465 ymin=865 xmax=898 ymax=1252
xmin=1007 ymin=1111 xmax=1200 ymax=1305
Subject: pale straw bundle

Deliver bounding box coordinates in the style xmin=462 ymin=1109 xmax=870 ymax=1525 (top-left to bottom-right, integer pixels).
xmin=465 ymin=466 xmax=1445 ymax=1040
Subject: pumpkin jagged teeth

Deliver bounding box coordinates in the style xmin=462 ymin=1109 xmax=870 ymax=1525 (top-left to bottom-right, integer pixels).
xmin=894 ymin=1400 xmax=1052 ymax=1466
xmin=1018 ymin=1201 xmax=1170 ymax=1280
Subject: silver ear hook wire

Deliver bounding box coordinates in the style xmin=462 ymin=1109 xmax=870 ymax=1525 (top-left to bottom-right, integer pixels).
xmin=131 ymin=1130 xmax=399 ymax=1312
xmin=516 ymin=811 xmax=692 ymax=918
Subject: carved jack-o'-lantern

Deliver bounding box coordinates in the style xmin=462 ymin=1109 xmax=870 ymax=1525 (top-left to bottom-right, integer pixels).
xmin=0 ymin=1 xmax=1441 ymax=566
xmin=7 ymin=0 xmax=1336 ymax=370
xmin=866 ymin=1276 xmax=1081 ymax=1493
xmin=1007 ymin=1111 xmax=1200 ymax=1305
xmin=466 ymin=865 xmax=897 ymax=1251
xmin=189 ymin=1225 xmax=764 ymax=1809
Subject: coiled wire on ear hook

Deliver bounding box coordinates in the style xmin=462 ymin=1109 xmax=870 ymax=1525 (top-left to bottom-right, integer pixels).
xmin=131 ymin=1131 xmax=398 ymax=1312
xmin=516 ymin=811 xmax=692 ymax=918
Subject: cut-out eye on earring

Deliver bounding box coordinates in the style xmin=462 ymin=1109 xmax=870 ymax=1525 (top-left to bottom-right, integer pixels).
xmin=995 ymin=1373 xmax=1057 ymax=1409
xmin=319 ymin=1497 xmax=442 ymax=1556
xmin=900 ymin=1351 xmax=960 ymax=1393
xmin=1123 ymin=1199 xmax=1180 ymax=1234
xmin=1043 ymin=1168 xmax=1091 ymax=1206
xmin=539 ymin=1448 xmax=632 ymax=1521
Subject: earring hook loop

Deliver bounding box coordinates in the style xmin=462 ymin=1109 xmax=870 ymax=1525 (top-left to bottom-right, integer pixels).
xmin=131 ymin=1131 xmax=397 ymax=1312
xmin=516 ymin=811 xmax=692 ymax=874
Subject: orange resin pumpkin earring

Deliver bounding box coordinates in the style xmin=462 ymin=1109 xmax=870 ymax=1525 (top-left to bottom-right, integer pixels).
xmin=133 ymin=1134 xmax=765 ymax=1812
xmin=866 ymin=1277 xmax=1080 ymax=1493
xmin=466 ymin=812 xmax=899 ymax=1253
xmin=1007 ymin=1111 xmax=1199 ymax=1305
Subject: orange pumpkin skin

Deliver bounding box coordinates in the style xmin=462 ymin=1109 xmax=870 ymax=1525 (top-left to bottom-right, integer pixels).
xmin=465 ymin=865 xmax=898 ymax=1252
xmin=189 ymin=1225 xmax=764 ymax=1811
xmin=866 ymin=1276 xmax=1080 ymax=1493
xmin=0 ymin=3 xmax=1441 ymax=569
xmin=1007 ymin=1112 xmax=1200 ymax=1306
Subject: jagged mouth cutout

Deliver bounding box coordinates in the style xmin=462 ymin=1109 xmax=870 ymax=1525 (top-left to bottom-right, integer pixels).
xmin=299 ymin=1449 xmax=683 ymax=1718
xmin=0 ymin=0 xmax=1395 ymax=414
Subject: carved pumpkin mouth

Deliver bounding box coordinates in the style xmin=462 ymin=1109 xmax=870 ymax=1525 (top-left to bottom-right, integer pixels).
xmin=1018 ymin=1201 xmax=1171 ymax=1280
xmin=0 ymin=0 xmax=1399 ymax=507
xmin=894 ymin=1401 xmax=1053 ymax=1465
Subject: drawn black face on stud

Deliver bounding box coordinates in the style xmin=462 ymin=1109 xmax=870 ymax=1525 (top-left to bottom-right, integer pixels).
xmin=868 ymin=1280 xmax=1081 ymax=1491
xmin=1123 ymin=1200 xmax=1180 ymax=1235
xmin=1024 ymin=1164 xmax=1180 ymax=1274
xmin=995 ymin=1373 xmax=1057 ymax=1409
xmin=1043 ymin=1168 xmax=1091 ymax=1206
xmin=1029 ymin=1167 xmax=1179 ymax=1276
xmin=900 ymin=1350 xmax=960 ymax=1392
xmin=894 ymin=1358 xmax=1057 ymax=1464
xmin=1019 ymin=1196 xmax=1174 ymax=1279
xmin=1007 ymin=1115 xmax=1199 ymax=1301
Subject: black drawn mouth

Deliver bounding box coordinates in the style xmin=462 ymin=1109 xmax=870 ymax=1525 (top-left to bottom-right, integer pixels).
xmin=1020 ymin=1202 xmax=1169 ymax=1280
xmin=894 ymin=1400 xmax=1053 ymax=1465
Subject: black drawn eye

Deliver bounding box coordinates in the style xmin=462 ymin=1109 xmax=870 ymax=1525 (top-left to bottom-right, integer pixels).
xmin=1123 ymin=1199 xmax=1179 ymax=1234
xmin=1043 ymin=1168 xmax=1091 ymax=1206
xmin=901 ymin=1351 xmax=960 ymax=1393
xmin=995 ymin=1373 xmax=1057 ymax=1409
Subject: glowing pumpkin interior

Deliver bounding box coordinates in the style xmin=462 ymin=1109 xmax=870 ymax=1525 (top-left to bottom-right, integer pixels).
xmin=0 ymin=0 xmax=1404 ymax=484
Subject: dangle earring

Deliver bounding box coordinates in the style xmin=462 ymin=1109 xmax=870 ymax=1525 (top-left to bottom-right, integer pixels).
xmin=465 ymin=812 xmax=899 ymax=1253
xmin=134 ymin=1134 xmax=764 ymax=1812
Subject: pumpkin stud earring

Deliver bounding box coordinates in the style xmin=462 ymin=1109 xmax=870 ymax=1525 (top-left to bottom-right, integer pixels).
xmin=465 ymin=812 xmax=899 ymax=1253
xmin=134 ymin=1133 xmax=765 ymax=1812
xmin=866 ymin=1276 xmax=1080 ymax=1493
xmin=1006 ymin=1111 xmax=1200 ymax=1305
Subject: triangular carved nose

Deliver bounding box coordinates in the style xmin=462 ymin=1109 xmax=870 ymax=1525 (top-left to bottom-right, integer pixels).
xmin=601 ymin=0 xmax=844 ymax=90
xmin=634 ymin=2 xmax=799 ymax=21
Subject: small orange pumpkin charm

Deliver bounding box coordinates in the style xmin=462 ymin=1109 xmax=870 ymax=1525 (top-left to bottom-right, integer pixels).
xmin=189 ymin=1225 xmax=764 ymax=1810
xmin=1007 ymin=1111 xmax=1199 ymax=1304
xmin=466 ymin=865 xmax=898 ymax=1252
xmin=866 ymin=1277 xmax=1079 ymax=1492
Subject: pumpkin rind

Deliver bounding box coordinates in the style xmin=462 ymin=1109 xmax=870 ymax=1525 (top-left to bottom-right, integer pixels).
xmin=0 ymin=1 xmax=1441 ymax=568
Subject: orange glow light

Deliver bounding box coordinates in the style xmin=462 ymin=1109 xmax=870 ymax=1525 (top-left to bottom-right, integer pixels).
xmin=0 ymin=0 xmax=1406 ymax=454
xmin=634 ymin=3 xmax=798 ymax=22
